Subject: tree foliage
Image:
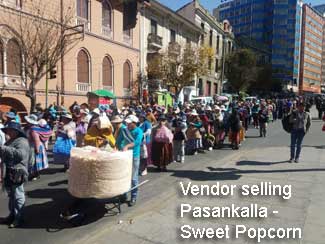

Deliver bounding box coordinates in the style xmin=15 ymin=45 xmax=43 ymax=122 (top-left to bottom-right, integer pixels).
xmin=225 ymin=48 xmax=257 ymax=93
xmin=147 ymin=44 xmax=214 ymax=95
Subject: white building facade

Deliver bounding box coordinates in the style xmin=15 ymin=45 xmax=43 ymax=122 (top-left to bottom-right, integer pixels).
xmin=177 ymin=0 xmax=235 ymax=95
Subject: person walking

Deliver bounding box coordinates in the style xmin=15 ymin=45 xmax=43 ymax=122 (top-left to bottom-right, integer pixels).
xmin=0 ymin=122 xmax=33 ymax=228
xmin=53 ymin=114 xmax=76 ymax=171
xmin=151 ymin=114 xmax=174 ymax=171
xmin=139 ymin=113 xmax=152 ymax=176
xmin=123 ymin=115 xmax=143 ymax=206
xmin=258 ymin=103 xmax=269 ymax=137
xmin=289 ymin=102 xmax=311 ymax=163
xmin=25 ymin=115 xmax=52 ymax=180
xmin=228 ymin=108 xmax=241 ymax=150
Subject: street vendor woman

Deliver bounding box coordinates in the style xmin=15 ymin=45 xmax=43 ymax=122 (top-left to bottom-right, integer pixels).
xmin=0 ymin=122 xmax=33 ymax=228
xmin=84 ymin=108 xmax=115 ymax=148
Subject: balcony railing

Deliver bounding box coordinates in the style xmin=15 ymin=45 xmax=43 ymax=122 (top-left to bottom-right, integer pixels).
xmin=123 ymin=34 xmax=132 ymax=46
xmin=103 ymin=85 xmax=113 ymax=91
xmin=76 ymin=82 xmax=91 ymax=92
xmin=168 ymin=42 xmax=181 ymax=55
xmin=76 ymin=16 xmax=90 ymax=32
xmin=0 ymin=75 xmax=26 ymax=89
xmin=148 ymin=33 xmax=163 ymax=51
xmin=102 ymin=26 xmax=112 ymax=38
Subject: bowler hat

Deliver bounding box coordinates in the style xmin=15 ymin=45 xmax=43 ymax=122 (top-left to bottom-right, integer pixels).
xmin=1 ymin=122 xmax=26 ymax=137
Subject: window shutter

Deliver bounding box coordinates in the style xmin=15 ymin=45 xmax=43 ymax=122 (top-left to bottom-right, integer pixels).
xmin=77 ymin=50 xmax=89 ymax=83
xmin=7 ymin=39 xmax=21 ymax=76
xmin=123 ymin=62 xmax=131 ymax=89
xmin=102 ymin=57 xmax=112 ymax=86
xmin=102 ymin=1 xmax=111 ymax=28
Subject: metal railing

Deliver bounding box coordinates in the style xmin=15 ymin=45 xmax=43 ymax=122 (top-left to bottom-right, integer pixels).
xmin=76 ymin=82 xmax=91 ymax=92
xmin=102 ymin=26 xmax=112 ymax=38
xmin=103 ymin=85 xmax=113 ymax=91
xmin=148 ymin=33 xmax=163 ymax=47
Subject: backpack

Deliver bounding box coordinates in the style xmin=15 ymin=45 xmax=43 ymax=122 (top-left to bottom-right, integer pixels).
xmin=282 ymin=114 xmax=293 ymax=133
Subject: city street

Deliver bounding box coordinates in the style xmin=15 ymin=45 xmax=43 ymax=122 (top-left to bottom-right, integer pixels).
xmin=1 ymin=110 xmax=325 ymax=244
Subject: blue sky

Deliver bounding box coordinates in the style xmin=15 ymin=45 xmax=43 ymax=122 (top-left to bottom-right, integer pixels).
xmin=158 ymin=0 xmax=324 ymax=13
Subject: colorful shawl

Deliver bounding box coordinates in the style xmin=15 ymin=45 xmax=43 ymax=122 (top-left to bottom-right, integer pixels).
xmin=154 ymin=125 xmax=173 ymax=144
xmin=30 ymin=125 xmax=53 ymax=143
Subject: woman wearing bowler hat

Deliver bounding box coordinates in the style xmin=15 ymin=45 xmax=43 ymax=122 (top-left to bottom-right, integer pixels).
xmin=0 ymin=122 xmax=33 ymax=228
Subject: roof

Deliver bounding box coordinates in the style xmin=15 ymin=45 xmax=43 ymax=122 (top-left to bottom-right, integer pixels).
xmin=150 ymin=0 xmax=203 ymax=34
xmin=177 ymin=0 xmax=226 ymax=34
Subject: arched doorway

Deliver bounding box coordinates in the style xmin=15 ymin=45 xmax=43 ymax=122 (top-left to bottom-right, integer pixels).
xmin=0 ymin=96 xmax=28 ymax=120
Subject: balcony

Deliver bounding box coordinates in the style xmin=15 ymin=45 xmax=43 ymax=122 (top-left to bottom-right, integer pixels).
xmin=147 ymin=33 xmax=163 ymax=51
xmin=103 ymin=85 xmax=113 ymax=92
xmin=123 ymin=34 xmax=132 ymax=46
xmin=0 ymin=75 xmax=26 ymax=89
xmin=102 ymin=26 xmax=112 ymax=39
xmin=76 ymin=16 xmax=90 ymax=32
xmin=168 ymin=42 xmax=181 ymax=55
xmin=76 ymin=82 xmax=91 ymax=93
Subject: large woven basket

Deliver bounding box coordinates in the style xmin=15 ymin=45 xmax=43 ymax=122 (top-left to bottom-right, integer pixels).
xmin=68 ymin=147 xmax=132 ymax=199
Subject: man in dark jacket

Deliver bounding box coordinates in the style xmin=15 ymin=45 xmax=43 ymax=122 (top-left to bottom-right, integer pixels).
xmin=0 ymin=122 xmax=32 ymax=228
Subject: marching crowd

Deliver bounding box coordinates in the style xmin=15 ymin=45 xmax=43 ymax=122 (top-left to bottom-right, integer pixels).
xmin=0 ymin=95 xmax=314 ymax=227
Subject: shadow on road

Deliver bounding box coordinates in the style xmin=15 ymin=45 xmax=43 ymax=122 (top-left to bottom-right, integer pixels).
xmin=208 ymin=166 xmax=325 ymax=175
xmin=303 ymin=145 xmax=325 ymax=150
xmin=14 ymin=188 xmax=108 ymax=231
xmin=236 ymin=160 xmax=289 ymax=166
xmin=48 ymin=180 xmax=68 ymax=187
xmin=169 ymin=169 xmax=241 ymax=181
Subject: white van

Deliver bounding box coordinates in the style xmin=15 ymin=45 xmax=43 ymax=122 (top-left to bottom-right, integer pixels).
xmin=178 ymin=86 xmax=198 ymax=104
xmin=190 ymin=96 xmax=214 ymax=105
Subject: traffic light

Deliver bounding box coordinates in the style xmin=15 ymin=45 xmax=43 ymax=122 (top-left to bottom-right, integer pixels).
xmin=49 ymin=67 xmax=57 ymax=79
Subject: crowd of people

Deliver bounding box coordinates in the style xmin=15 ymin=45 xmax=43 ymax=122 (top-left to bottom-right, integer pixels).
xmin=0 ymin=95 xmax=314 ymax=227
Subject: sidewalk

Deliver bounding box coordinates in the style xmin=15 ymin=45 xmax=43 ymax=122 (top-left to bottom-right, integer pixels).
xmin=76 ymin=145 xmax=325 ymax=244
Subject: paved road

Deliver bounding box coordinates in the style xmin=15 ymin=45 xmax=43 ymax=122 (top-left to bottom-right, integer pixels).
xmin=1 ymin=110 xmax=325 ymax=244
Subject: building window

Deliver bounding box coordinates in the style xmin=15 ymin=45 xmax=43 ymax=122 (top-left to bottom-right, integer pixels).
xmin=209 ymin=30 xmax=213 ymax=47
xmin=123 ymin=61 xmax=132 ymax=89
xmin=206 ymin=81 xmax=211 ymax=96
xmin=102 ymin=0 xmax=112 ymax=37
xmin=0 ymin=41 xmax=3 ymax=75
xmin=170 ymin=29 xmax=176 ymax=43
xmin=151 ymin=19 xmax=157 ymax=35
xmin=214 ymin=83 xmax=218 ymax=95
xmin=208 ymin=58 xmax=212 ymax=70
xmin=77 ymin=0 xmax=88 ymax=19
xmin=198 ymin=79 xmax=203 ymax=96
xmin=7 ymin=38 xmax=21 ymax=76
xmin=102 ymin=56 xmax=113 ymax=87
xmin=77 ymin=49 xmax=90 ymax=83
xmin=216 ymin=35 xmax=220 ymax=54
xmin=215 ymin=59 xmax=219 ymax=73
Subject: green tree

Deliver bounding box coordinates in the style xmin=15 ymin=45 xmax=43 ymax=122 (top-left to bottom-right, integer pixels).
xmin=225 ymin=49 xmax=257 ymax=93
xmin=166 ymin=45 xmax=214 ymax=95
